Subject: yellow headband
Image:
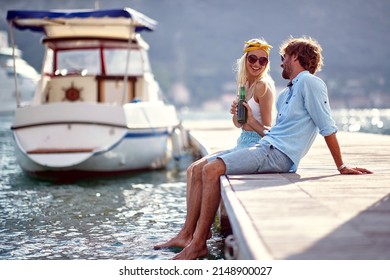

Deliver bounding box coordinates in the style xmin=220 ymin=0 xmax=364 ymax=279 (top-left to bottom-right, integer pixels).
xmin=243 ymin=41 xmax=272 ymax=55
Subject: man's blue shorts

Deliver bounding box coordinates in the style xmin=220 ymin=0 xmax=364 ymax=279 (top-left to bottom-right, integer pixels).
xmin=206 ymin=141 xmax=293 ymax=175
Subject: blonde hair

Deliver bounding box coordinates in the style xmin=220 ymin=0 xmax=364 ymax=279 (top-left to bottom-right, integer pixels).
xmin=234 ymin=38 xmax=274 ymax=91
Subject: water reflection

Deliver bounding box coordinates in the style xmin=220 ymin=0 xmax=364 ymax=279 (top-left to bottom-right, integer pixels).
xmin=179 ymin=108 xmax=390 ymax=135
xmin=333 ymin=108 xmax=390 ymax=134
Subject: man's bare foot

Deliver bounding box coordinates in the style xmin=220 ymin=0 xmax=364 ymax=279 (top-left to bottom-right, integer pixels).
xmin=171 ymin=240 xmax=208 ymax=260
xmin=154 ymin=233 xmax=192 ymax=250
xmin=154 ymin=230 xmax=212 ymax=250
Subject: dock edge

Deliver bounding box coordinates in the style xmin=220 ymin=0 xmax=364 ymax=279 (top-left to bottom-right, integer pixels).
xmin=220 ymin=175 xmax=273 ymax=260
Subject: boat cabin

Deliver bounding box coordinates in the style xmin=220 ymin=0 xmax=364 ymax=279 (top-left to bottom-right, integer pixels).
xmin=7 ymin=8 xmax=160 ymax=107
xmin=36 ymin=36 xmax=158 ymax=105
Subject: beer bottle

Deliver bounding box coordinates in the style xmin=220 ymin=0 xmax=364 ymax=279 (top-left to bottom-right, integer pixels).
xmin=237 ymin=86 xmax=247 ymax=123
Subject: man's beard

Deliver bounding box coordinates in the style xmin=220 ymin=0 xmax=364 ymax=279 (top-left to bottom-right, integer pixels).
xmin=282 ymin=68 xmax=289 ymax=80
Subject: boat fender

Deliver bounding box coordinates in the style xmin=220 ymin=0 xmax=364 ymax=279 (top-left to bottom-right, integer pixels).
xmin=172 ymin=127 xmax=185 ymax=161
xmin=224 ymin=234 xmax=238 ymax=260
xmin=178 ymin=122 xmax=190 ymax=149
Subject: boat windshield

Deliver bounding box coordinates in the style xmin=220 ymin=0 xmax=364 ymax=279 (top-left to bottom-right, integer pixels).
xmin=104 ymin=49 xmax=144 ymax=76
xmin=55 ymin=49 xmax=101 ymax=76
xmin=53 ymin=47 xmax=146 ymax=77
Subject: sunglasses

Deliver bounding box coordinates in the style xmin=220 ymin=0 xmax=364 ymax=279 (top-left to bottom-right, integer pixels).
xmin=247 ymin=54 xmax=268 ymax=66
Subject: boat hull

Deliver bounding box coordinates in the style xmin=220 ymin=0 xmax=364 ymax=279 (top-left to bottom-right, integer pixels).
xmin=14 ymin=128 xmax=171 ymax=173
xmin=12 ymin=103 xmax=178 ymax=175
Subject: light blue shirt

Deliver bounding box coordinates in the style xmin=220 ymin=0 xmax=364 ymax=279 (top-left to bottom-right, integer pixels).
xmin=262 ymin=71 xmax=338 ymax=172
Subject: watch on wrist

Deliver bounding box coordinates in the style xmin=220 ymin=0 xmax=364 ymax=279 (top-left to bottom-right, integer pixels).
xmin=337 ymin=163 xmax=347 ymax=171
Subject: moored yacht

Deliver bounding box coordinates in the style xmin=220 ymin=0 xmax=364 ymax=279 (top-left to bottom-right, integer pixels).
xmin=6 ymin=8 xmax=184 ymax=177
xmin=0 ymin=30 xmax=39 ymax=113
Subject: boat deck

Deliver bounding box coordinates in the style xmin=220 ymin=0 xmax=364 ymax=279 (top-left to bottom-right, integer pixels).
xmin=183 ymin=119 xmax=390 ymax=260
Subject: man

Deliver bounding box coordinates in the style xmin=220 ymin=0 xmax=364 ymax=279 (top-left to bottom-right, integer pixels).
xmin=154 ymin=36 xmax=373 ymax=260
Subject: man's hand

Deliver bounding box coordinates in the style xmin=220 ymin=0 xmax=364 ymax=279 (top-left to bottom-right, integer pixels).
xmin=339 ymin=166 xmax=373 ymax=175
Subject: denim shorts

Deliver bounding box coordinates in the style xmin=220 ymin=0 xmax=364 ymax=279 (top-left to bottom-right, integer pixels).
xmin=206 ymin=130 xmax=261 ymax=162
xmin=209 ymin=142 xmax=293 ymax=175
xmin=236 ymin=130 xmax=262 ymax=148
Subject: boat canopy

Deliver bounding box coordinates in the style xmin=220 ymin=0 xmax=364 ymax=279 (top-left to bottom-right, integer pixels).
xmin=6 ymin=8 xmax=157 ymax=39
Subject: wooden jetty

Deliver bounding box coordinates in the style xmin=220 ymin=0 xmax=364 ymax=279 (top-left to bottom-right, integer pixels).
xmin=183 ymin=118 xmax=390 ymax=260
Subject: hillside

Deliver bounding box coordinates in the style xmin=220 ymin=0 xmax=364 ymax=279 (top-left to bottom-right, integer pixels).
xmin=1 ymin=0 xmax=389 ymax=109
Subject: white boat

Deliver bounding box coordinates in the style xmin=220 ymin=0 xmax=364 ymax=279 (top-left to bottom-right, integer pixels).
xmin=0 ymin=31 xmax=40 ymax=113
xmin=6 ymin=8 xmax=184 ymax=177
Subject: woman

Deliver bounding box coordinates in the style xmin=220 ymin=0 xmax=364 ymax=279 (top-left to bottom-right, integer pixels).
xmin=154 ymin=38 xmax=275 ymax=253
xmin=216 ymin=38 xmax=275 ymax=155
xmin=189 ymin=38 xmax=275 ymax=170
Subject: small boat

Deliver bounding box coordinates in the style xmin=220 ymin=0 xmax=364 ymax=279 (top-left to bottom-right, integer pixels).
xmin=0 ymin=31 xmax=40 ymax=113
xmin=6 ymin=8 xmax=184 ymax=177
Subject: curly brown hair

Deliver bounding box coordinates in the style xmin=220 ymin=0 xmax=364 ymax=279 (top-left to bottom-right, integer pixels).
xmin=279 ymin=36 xmax=323 ymax=74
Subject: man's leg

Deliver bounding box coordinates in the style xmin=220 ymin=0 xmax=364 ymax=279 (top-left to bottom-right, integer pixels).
xmin=154 ymin=158 xmax=207 ymax=249
xmin=172 ymin=158 xmax=226 ymax=259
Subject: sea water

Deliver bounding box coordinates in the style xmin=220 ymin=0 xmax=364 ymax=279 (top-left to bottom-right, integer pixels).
xmin=0 ymin=113 xmax=224 ymax=260
xmin=1 ymin=108 xmax=389 ymax=260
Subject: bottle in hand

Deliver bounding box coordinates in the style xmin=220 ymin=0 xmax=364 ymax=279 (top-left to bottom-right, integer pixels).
xmin=237 ymin=86 xmax=247 ymax=124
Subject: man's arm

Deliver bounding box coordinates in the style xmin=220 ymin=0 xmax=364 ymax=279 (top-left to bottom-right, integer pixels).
xmin=324 ymin=132 xmax=373 ymax=175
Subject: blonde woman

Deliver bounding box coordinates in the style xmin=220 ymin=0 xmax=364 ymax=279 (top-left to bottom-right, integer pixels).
xmin=228 ymin=38 xmax=275 ymax=151
xmin=197 ymin=38 xmax=276 ymax=163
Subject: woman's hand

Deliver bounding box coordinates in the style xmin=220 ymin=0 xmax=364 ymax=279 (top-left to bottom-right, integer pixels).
xmin=243 ymin=102 xmax=254 ymax=121
xmin=242 ymin=102 xmax=270 ymax=135
xmin=230 ymin=100 xmax=238 ymax=115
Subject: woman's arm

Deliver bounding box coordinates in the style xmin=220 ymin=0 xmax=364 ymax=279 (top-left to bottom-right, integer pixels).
xmin=245 ymin=81 xmax=274 ymax=136
xmin=257 ymin=82 xmax=274 ymax=128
